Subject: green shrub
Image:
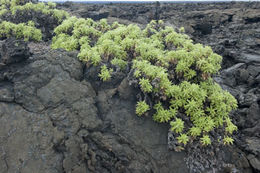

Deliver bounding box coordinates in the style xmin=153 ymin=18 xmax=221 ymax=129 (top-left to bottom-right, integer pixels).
xmin=52 ymin=18 xmax=238 ymax=150
xmin=51 ymin=34 xmax=78 ymax=51
xmin=0 ymin=0 xmax=69 ymax=41
xmin=0 ymin=0 xmax=69 ymax=22
xmin=0 ymin=21 xmax=42 ymax=41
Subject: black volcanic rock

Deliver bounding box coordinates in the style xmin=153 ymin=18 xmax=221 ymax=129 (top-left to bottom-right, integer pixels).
xmin=0 ymin=38 xmax=30 ymax=66
xmin=0 ymin=2 xmax=260 ymax=173
xmin=0 ymin=38 xmax=188 ymax=173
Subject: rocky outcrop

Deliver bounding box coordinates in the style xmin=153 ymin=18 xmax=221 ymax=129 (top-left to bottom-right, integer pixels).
xmin=0 ymin=2 xmax=259 ymax=173
xmin=58 ymin=2 xmax=260 ymax=172
xmin=0 ymin=38 xmax=190 ymax=173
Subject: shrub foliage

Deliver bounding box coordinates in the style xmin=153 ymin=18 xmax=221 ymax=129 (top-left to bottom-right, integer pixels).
xmin=0 ymin=0 xmax=68 ymax=22
xmin=0 ymin=0 xmax=238 ymax=150
xmin=0 ymin=0 xmax=69 ymax=41
xmin=0 ymin=20 xmax=42 ymax=41
xmin=52 ymin=16 xmax=238 ymax=150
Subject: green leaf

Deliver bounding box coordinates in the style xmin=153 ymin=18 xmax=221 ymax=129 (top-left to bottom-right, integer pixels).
xmin=139 ymin=78 xmax=153 ymax=93
xmin=177 ymin=133 xmax=189 ymax=145
xmin=98 ymin=65 xmax=113 ymax=81
xmin=223 ymin=136 xmax=234 ymax=145
xmin=170 ymin=118 xmax=184 ymax=133
xmin=200 ymin=135 xmax=211 ymax=146
xmin=136 ymin=101 xmax=150 ymax=116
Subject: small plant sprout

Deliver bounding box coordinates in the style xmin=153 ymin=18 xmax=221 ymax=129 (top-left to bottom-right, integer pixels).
xmin=189 ymin=126 xmax=202 ymax=137
xmin=225 ymin=118 xmax=238 ymax=134
xmin=136 ymin=101 xmax=150 ymax=116
xmin=200 ymin=135 xmax=211 ymax=146
xmin=179 ymin=27 xmax=185 ymax=33
xmin=223 ymin=136 xmax=234 ymax=145
xmin=177 ymin=133 xmax=189 ymax=145
xmin=139 ymin=78 xmax=153 ymax=93
xmin=98 ymin=65 xmax=113 ymax=81
xmin=170 ymin=118 xmax=184 ymax=133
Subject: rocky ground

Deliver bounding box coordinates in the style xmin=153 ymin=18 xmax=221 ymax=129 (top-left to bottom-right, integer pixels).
xmin=0 ymin=1 xmax=259 ymax=173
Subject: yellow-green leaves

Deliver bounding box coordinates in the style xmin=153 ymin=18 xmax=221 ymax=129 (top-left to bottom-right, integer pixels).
xmin=0 ymin=0 xmax=71 ymax=41
xmin=139 ymin=78 xmax=152 ymax=93
xmin=50 ymin=18 xmax=238 ymax=149
xmin=111 ymin=58 xmax=127 ymax=70
xmin=98 ymin=65 xmax=113 ymax=81
xmin=189 ymin=127 xmax=202 ymax=137
xmin=77 ymin=46 xmax=101 ymax=66
xmin=225 ymin=118 xmax=238 ymax=134
xmin=165 ymin=85 xmax=181 ymax=98
xmin=170 ymin=118 xmax=184 ymax=133
xmin=0 ymin=21 xmax=42 ymax=41
xmin=8 ymin=1 xmax=68 ymax=22
xmin=0 ymin=9 xmax=8 ymax=16
xmin=223 ymin=136 xmax=234 ymax=145
xmin=203 ymin=117 xmax=215 ymax=132
xmin=153 ymin=102 xmax=176 ymax=123
xmin=136 ymin=101 xmax=150 ymax=116
xmin=177 ymin=133 xmax=189 ymax=145
xmin=200 ymin=135 xmax=211 ymax=146
xmin=51 ymin=34 xmax=78 ymax=51
xmin=54 ymin=16 xmax=77 ymax=35
xmin=179 ymin=27 xmax=185 ymax=33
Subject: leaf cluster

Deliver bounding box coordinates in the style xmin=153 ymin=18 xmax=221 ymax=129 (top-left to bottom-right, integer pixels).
xmin=0 ymin=0 xmax=71 ymax=41
xmin=98 ymin=65 xmax=113 ymax=81
xmin=51 ymin=18 xmax=238 ymax=149
xmin=136 ymin=101 xmax=150 ymax=116
xmin=0 ymin=20 xmax=42 ymax=41
xmin=0 ymin=0 xmax=68 ymax=22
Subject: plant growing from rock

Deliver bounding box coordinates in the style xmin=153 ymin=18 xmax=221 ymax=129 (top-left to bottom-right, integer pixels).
xmin=0 ymin=0 xmax=69 ymax=41
xmin=170 ymin=118 xmax=184 ymax=133
xmin=223 ymin=136 xmax=234 ymax=145
xmin=0 ymin=0 xmax=68 ymax=22
xmin=0 ymin=21 xmax=42 ymax=41
xmin=0 ymin=0 xmax=239 ymax=153
xmin=177 ymin=133 xmax=189 ymax=145
xmin=98 ymin=65 xmax=113 ymax=81
xmin=51 ymin=15 xmax=238 ymax=151
xmin=136 ymin=101 xmax=150 ymax=116
xmin=200 ymin=135 xmax=211 ymax=146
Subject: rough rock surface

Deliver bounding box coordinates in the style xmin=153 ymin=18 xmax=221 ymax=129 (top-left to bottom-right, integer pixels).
xmin=0 ymin=39 xmax=188 ymax=173
xmin=0 ymin=2 xmax=260 ymax=173
xmin=58 ymin=2 xmax=260 ymax=172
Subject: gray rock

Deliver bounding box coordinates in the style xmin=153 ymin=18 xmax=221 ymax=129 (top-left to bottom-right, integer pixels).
xmin=238 ymin=93 xmax=258 ymax=107
xmin=247 ymin=64 xmax=260 ymax=77
xmin=221 ymin=63 xmax=246 ymax=87
xmin=247 ymin=154 xmax=260 ymax=172
xmin=256 ymin=74 xmax=260 ymax=84
xmin=238 ymin=53 xmax=260 ymax=63
xmin=1 ymin=2 xmax=260 ymax=173
xmin=98 ymin=85 xmax=189 ymax=173
xmin=0 ymin=103 xmax=63 ymax=173
xmin=0 ymin=83 xmax=14 ymax=102
xmin=0 ymin=38 xmax=30 ymax=66
xmin=245 ymin=137 xmax=260 ymax=156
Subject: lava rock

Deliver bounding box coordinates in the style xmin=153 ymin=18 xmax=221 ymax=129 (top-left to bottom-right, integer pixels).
xmin=0 ymin=38 xmax=30 ymax=66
